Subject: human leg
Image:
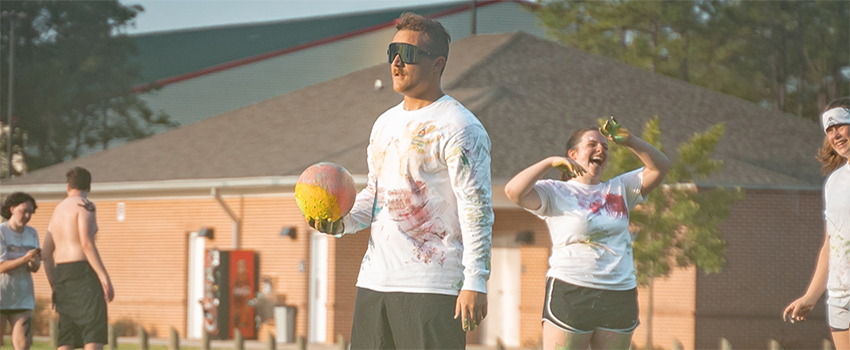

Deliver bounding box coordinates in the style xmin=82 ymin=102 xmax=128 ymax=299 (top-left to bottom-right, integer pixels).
xmin=0 ymin=313 xmax=8 ymax=348
xmin=830 ymin=303 xmax=850 ymax=350
xmin=9 ymin=310 xmax=33 ymax=350
xmin=349 ymin=288 xmax=395 ymax=350
xmin=833 ymin=330 xmax=850 ymax=350
xmin=83 ymin=343 xmax=104 ymax=350
xmin=385 ymin=292 xmax=464 ymax=350
xmin=589 ymin=328 xmax=633 ymax=350
xmin=543 ymin=321 xmax=592 ymax=350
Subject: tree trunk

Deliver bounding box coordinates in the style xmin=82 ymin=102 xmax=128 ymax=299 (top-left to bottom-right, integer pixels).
xmin=679 ymin=32 xmax=690 ymax=83
xmin=650 ymin=23 xmax=658 ymax=73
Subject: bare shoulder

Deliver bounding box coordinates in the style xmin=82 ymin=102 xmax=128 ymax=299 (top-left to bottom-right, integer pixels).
xmin=76 ymin=198 xmax=96 ymax=213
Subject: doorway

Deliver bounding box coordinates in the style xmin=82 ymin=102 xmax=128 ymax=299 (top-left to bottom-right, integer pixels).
xmin=480 ymin=233 xmax=521 ymax=347
xmin=309 ymin=231 xmax=329 ymax=343
xmin=187 ymin=232 xmax=205 ymax=339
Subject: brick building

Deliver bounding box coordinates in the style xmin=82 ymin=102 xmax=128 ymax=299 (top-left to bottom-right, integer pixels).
xmin=1 ymin=31 xmax=832 ymax=349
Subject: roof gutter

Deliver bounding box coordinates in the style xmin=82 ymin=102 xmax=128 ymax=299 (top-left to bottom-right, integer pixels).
xmin=0 ymin=175 xmax=370 ymax=200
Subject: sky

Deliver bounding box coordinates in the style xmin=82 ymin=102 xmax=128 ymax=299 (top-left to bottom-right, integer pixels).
xmin=121 ymin=0 xmax=464 ymax=34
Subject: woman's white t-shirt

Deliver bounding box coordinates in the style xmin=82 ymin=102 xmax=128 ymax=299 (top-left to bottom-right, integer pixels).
xmin=529 ymin=168 xmax=646 ymax=290
xmin=825 ymin=163 xmax=850 ymax=307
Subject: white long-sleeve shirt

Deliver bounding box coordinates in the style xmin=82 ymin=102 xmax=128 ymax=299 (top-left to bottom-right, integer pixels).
xmin=342 ymin=95 xmax=493 ymax=295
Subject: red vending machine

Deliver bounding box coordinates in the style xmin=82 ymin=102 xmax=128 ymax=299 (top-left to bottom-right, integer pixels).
xmin=202 ymin=249 xmax=259 ymax=340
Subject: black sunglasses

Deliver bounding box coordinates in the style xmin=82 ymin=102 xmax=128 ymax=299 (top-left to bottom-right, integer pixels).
xmin=387 ymin=43 xmax=435 ymax=64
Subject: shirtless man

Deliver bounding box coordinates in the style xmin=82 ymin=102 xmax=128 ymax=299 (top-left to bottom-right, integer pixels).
xmin=43 ymin=167 xmax=114 ymax=350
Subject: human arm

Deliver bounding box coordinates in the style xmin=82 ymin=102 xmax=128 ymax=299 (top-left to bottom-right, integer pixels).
xmin=312 ymin=140 xmax=379 ymax=236
xmin=0 ymin=249 xmax=38 ymax=273
xmin=42 ymin=230 xmax=55 ymax=289
xmin=504 ymin=156 xmax=585 ymax=211
xmin=446 ymin=125 xmax=494 ymax=331
xmin=28 ymin=230 xmax=41 ymax=272
xmin=783 ymin=229 xmax=830 ymax=323
xmin=27 ymin=248 xmax=41 ymax=272
xmin=77 ymin=202 xmax=114 ymax=302
xmin=600 ymin=117 xmax=670 ymax=196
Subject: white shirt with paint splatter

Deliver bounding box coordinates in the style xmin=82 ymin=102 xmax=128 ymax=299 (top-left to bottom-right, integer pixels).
xmin=342 ymin=95 xmax=493 ymax=296
xmin=530 ymin=168 xmax=646 ymax=291
xmin=826 ymin=163 xmax=850 ymax=308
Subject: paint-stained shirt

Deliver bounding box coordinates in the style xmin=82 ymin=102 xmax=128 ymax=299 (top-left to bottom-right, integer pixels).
xmin=342 ymin=94 xmax=493 ymax=295
xmin=826 ymin=162 xmax=850 ymax=308
xmin=0 ymin=222 xmax=39 ymax=310
xmin=530 ymin=168 xmax=646 ymax=290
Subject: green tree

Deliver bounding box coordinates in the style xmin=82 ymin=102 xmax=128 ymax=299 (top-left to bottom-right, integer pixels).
xmin=532 ymin=0 xmax=849 ymax=120
xmin=0 ymin=1 xmax=176 ymax=177
xmin=602 ymin=117 xmax=744 ymax=349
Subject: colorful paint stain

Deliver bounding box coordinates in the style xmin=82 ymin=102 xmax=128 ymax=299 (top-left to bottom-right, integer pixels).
xmin=295 ymin=162 xmax=356 ymax=221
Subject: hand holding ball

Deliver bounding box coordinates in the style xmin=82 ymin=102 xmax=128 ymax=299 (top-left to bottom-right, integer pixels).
xmin=295 ymin=162 xmax=356 ymax=234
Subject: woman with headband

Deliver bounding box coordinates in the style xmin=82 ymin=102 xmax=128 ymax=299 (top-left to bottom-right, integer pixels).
xmin=505 ymin=117 xmax=670 ymax=350
xmin=784 ymin=97 xmax=850 ymax=348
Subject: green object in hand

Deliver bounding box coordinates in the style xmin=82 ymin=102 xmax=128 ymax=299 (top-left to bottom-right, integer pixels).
xmin=600 ymin=116 xmax=630 ymax=144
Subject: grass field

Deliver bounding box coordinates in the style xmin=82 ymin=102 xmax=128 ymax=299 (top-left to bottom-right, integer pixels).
xmin=0 ymin=340 xmax=236 ymax=350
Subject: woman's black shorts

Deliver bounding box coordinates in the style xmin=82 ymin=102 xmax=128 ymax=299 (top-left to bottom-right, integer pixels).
xmin=542 ymin=277 xmax=639 ymax=333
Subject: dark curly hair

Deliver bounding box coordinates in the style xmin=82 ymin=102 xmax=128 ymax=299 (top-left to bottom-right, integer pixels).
xmin=1 ymin=192 xmax=37 ymax=220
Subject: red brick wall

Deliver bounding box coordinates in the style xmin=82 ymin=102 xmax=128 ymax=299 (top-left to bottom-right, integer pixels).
xmin=695 ymin=188 xmax=830 ymax=349
xmin=634 ymin=268 xmax=696 ymax=350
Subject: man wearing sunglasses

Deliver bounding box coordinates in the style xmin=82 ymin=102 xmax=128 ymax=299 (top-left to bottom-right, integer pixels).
xmin=310 ymin=12 xmax=493 ymax=350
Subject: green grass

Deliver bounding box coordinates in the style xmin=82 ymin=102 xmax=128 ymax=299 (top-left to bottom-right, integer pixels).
xmin=1 ymin=340 xmax=237 ymax=349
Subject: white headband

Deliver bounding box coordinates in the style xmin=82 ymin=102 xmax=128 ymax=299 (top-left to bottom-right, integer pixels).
xmin=822 ymin=107 xmax=850 ymax=133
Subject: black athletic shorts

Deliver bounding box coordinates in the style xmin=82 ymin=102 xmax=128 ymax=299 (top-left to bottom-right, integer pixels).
xmin=0 ymin=309 xmax=30 ymax=316
xmin=53 ymin=261 xmax=108 ymax=347
xmin=542 ymin=277 xmax=639 ymax=333
xmin=349 ymin=287 xmax=465 ymax=349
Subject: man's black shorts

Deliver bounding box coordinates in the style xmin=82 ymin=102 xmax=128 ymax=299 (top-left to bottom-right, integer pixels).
xmin=350 ymin=287 xmax=465 ymax=349
xmin=54 ymin=261 xmax=108 ymax=347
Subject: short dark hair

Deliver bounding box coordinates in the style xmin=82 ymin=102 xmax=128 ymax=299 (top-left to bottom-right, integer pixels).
xmin=1 ymin=192 xmax=37 ymax=220
xmin=396 ymin=12 xmax=451 ymax=61
xmin=66 ymin=166 xmax=92 ymax=191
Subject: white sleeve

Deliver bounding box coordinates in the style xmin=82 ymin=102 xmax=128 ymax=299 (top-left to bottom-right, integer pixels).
xmin=617 ymin=167 xmax=647 ymax=210
xmin=445 ymin=124 xmax=493 ymax=293
xmin=342 ymin=139 xmax=378 ymax=235
xmin=528 ymin=179 xmax=558 ymax=218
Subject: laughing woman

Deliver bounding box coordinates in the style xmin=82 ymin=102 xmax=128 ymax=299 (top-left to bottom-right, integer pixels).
xmin=784 ymin=97 xmax=850 ymax=349
xmin=504 ymin=118 xmax=670 ymax=350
